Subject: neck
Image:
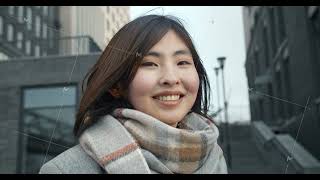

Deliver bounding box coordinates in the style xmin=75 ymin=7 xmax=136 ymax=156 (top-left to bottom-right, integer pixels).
xmin=168 ymin=122 xmax=178 ymax=128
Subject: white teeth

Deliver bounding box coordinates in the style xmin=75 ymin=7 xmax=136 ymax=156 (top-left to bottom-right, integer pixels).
xmin=156 ymin=95 xmax=180 ymax=101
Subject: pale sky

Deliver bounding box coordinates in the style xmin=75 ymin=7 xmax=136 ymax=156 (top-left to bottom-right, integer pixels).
xmin=130 ymin=6 xmax=250 ymax=123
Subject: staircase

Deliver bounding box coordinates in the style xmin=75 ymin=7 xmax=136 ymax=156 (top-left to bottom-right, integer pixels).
xmin=219 ymin=123 xmax=276 ymax=174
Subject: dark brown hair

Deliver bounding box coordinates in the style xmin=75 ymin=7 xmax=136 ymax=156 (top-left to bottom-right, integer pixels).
xmin=74 ymin=15 xmax=212 ymax=137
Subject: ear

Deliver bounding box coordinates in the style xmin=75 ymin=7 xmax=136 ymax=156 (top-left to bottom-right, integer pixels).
xmin=109 ymin=88 xmax=121 ymax=98
xmin=108 ymin=83 xmax=123 ymax=98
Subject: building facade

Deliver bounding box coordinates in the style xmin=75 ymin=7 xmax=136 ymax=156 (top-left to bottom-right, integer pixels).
xmin=0 ymin=53 xmax=100 ymax=174
xmin=0 ymin=6 xmax=130 ymax=173
xmin=243 ymin=6 xmax=320 ymax=160
xmin=104 ymin=6 xmax=130 ymax=44
xmin=0 ymin=6 xmax=60 ymax=60
xmin=59 ymin=6 xmax=130 ymax=55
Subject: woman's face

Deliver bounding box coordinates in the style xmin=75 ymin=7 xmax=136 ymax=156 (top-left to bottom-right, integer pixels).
xmin=127 ymin=30 xmax=200 ymax=127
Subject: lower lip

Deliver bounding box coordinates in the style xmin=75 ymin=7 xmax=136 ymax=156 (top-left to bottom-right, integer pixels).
xmin=153 ymin=96 xmax=183 ymax=108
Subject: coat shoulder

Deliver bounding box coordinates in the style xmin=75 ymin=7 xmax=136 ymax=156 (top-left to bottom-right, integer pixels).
xmin=39 ymin=144 xmax=104 ymax=174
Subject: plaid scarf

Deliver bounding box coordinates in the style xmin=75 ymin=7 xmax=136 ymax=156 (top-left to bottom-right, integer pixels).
xmin=79 ymin=108 xmax=227 ymax=174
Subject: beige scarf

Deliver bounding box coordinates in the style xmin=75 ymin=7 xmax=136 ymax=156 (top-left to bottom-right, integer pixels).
xmin=79 ymin=108 xmax=227 ymax=174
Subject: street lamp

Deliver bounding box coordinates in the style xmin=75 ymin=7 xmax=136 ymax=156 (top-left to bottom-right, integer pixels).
xmin=217 ymin=56 xmax=232 ymax=169
xmin=214 ymin=67 xmax=222 ymax=125
xmin=214 ymin=67 xmax=224 ymax=145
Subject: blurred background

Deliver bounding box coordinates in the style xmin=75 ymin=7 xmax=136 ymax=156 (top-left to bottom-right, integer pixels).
xmin=0 ymin=6 xmax=320 ymax=174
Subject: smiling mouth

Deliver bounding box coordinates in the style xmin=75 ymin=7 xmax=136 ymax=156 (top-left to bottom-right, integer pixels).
xmin=152 ymin=94 xmax=185 ymax=101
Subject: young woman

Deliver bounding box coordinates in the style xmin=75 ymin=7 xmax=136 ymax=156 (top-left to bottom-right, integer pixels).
xmin=39 ymin=15 xmax=227 ymax=174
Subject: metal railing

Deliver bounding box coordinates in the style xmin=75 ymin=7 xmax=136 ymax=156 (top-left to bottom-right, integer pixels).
xmin=0 ymin=35 xmax=102 ymax=60
xmin=252 ymin=121 xmax=320 ymax=174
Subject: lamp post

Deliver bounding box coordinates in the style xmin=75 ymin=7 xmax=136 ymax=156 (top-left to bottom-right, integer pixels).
xmin=214 ymin=67 xmax=224 ymax=145
xmin=214 ymin=67 xmax=222 ymax=126
xmin=217 ymin=56 xmax=232 ymax=169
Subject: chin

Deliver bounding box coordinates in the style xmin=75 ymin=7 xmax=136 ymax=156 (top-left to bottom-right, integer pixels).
xmin=158 ymin=117 xmax=182 ymax=126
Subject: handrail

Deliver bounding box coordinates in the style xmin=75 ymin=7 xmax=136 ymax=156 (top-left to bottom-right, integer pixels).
xmin=252 ymin=121 xmax=320 ymax=173
xmin=274 ymin=135 xmax=320 ymax=173
xmin=252 ymin=121 xmax=275 ymax=147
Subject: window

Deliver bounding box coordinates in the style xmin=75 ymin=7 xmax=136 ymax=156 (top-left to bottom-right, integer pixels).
xmin=35 ymin=16 xmax=41 ymax=37
xmin=269 ymin=7 xmax=277 ymax=57
xmin=9 ymin=6 xmax=14 ymax=15
xmin=268 ymin=83 xmax=274 ymax=120
xmin=43 ymin=6 xmax=48 ymax=16
xmin=0 ymin=16 xmax=3 ymax=35
xmin=119 ymin=16 xmax=123 ymax=25
xmin=42 ymin=23 xmax=47 ymax=39
xmin=254 ymin=49 xmax=260 ymax=76
xmin=249 ymin=101 xmax=255 ymax=120
xmin=48 ymin=30 xmax=54 ymax=48
xmin=310 ymin=8 xmax=320 ymax=32
xmin=250 ymin=61 xmax=255 ymax=88
xmin=76 ymin=8 xmax=81 ymax=36
xmin=20 ymin=86 xmax=77 ymax=173
xmin=35 ymin=45 xmax=40 ymax=57
xmin=309 ymin=7 xmax=320 ymax=82
xmin=254 ymin=11 xmax=259 ymax=26
xmin=283 ymin=58 xmax=292 ymax=118
xmin=27 ymin=7 xmax=32 ymax=30
xmin=0 ymin=52 xmax=9 ymax=61
xmin=263 ymin=26 xmax=270 ymax=68
xmin=18 ymin=6 xmax=24 ymax=23
xmin=17 ymin=32 xmax=23 ymax=49
xmin=275 ymin=71 xmax=284 ymax=119
xmin=7 ymin=24 xmax=14 ymax=42
xmin=25 ymin=40 xmax=31 ymax=55
xmin=249 ymin=26 xmax=254 ymax=39
xmin=259 ymin=99 xmax=264 ymax=121
xmin=308 ymin=6 xmax=318 ymax=18
xmin=276 ymin=7 xmax=286 ymax=43
xmin=48 ymin=7 xmax=53 ymax=19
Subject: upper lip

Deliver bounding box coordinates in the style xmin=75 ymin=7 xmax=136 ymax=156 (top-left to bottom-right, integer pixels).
xmin=152 ymin=91 xmax=185 ymax=97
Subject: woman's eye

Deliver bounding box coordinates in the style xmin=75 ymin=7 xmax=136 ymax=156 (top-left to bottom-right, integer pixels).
xmin=141 ymin=62 xmax=158 ymax=67
xmin=178 ymin=61 xmax=191 ymax=65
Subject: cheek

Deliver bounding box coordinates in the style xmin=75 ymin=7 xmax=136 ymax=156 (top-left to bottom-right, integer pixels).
xmin=182 ymin=69 xmax=200 ymax=96
xmin=128 ymin=70 xmax=156 ymax=103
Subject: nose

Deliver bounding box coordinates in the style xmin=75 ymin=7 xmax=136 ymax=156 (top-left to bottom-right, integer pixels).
xmin=159 ymin=66 xmax=180 ymax=86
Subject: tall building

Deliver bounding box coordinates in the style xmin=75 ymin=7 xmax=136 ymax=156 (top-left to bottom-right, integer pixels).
xmin=0 ymin=6 xmax=60 ymax=60
xmin=0 ymin=6 xmax=130 ymax=60
xmin=59 ymin=6 xmax=130 ymax=55
xmin=0 ymin=6 xmax=130 ymax=173
xmin=104 ymin=6 xmax=130 ymax=44
xmin=243 ymin=6 xmax=320 ymax=160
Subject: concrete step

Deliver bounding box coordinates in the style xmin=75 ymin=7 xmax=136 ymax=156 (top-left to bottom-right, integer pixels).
xmin=222 ymin=125 xmax=274 ymax=173
xmin=230 ymin=167 xmax=276 ymax=174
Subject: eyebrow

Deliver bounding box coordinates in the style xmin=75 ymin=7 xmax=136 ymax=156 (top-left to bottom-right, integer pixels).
xmin=145 ymin=49 xmax=192 ymax=58
xmin=173 ymin=50 xmax=192 ymax=56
